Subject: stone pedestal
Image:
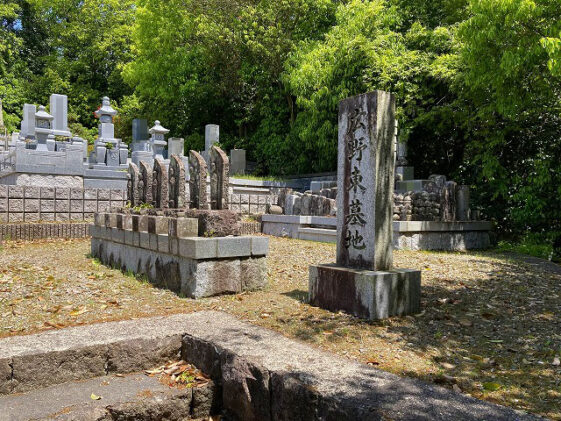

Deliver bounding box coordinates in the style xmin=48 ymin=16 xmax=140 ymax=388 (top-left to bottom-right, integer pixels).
xmin=309 ymin=264 xmax=421 ymax=319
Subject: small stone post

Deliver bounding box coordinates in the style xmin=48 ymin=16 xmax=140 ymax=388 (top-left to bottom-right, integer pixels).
xmin=139 ymin=161 xmax=153 ymax=205
xmin=308 ymin=91 xmax=421 ymax=320
xmin=210 ymin=145 xmax=230 ymax=210
xmin=127 ymin=163 xmax=140 ymax=207
xmin=189 ymin=150 xmax=209 ymax=209
xmin=169 ymin=154 xmax=186 ymax=208
xmin=152 ymin=158 xmax=169 ymax=209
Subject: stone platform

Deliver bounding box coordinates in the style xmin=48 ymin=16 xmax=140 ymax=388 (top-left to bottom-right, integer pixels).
xmin=262 ymin=215 xmax=492 ymax=251
xmin=309 ymin=264 xmax=421 ymax=319
xmin=89 ymin=212 xmax=268 ymax=298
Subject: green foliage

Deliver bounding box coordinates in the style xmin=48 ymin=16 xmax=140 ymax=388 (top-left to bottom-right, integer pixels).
xmin=497 ymin=232 xmax=556 ymax=261
xmin=0 ymin=0 xmax=560 ymax=239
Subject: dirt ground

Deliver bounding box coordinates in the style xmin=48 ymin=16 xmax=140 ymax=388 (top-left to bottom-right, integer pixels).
xmin=0 ymin=236 xmax=559 ymax=419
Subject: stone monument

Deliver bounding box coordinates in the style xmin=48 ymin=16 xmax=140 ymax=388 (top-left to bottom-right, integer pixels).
xmin=152 ymin=158 xmax=168 ymax=208
xmin=127 ymin=162 xmax=140 ymax=207
xmin=92 ymin=96 xmax=128 ymax=168
xmin=20 ymin=104 xmax=36 ymax=140
xmin=189 ymin=150 xmax=208 ymax=210
xmin=308 ymin=91 xmax=421 ymax=319
xmin=49 ymin=94 xmax=72 ymax=138
xmin=210 ymin=145 xmax=229 ymax=210
xmin=149 ymin=120 xmax=169 ymax=161
xmin=169 ymin=154 xmax=186 ymax=208
xmin=139 ymin=161 xmax=153 ymax=205
xmin=229 ymin=149 xmax=246 ymax=175
xmin=34 ymin=106 xmax=54 ymax=152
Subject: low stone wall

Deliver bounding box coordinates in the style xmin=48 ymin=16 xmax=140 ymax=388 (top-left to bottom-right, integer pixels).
xmin=261 ymin=215 xmax=493 ymax=251
xmin=89 ymin=214 xmax=269 ymax=298
xmin=229 ymin=193 xmax=278 ymax=215
xmin=393 ymin=221 xmax=492 ymax=251
xmin=0 ymin=185 xmax=126 ymax=223
xmin=0 ymin=222 xmax=90 ymax=241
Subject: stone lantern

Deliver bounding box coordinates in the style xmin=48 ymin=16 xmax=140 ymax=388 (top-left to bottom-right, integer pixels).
xmin=34 ymin=105 xmax=54 ymax=151
xmin=149 ymin=120 xmax=169 ymax=160
xmin=93 ymin=96 xmax=128 ymax=167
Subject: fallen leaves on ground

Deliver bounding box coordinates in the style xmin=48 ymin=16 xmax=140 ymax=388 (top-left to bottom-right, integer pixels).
xmin=0 ymin=237 xmax=560 ymax=419
xmin=146 ymin=360 xmax=210 ymax=388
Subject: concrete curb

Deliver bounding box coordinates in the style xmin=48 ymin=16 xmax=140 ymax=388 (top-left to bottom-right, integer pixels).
xmin=0 ymin=312 xmax=540 ymax=420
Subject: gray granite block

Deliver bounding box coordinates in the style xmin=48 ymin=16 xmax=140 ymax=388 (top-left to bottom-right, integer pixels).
xmin=216 ymin=236 xmax=251 ymax=258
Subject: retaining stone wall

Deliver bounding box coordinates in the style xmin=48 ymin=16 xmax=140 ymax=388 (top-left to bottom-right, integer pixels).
xmin=0 ymin=222 xmax=90 ymax=241
xmin=0 ymin=185 xmax=126 ymax=223
xmin=229 ymin=193 xmax=278 ymax=215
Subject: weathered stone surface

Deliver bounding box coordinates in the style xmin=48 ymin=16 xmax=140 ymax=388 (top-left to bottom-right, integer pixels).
xmin=309 ymin=264 xmax=421 ymax=319
xmin=184 ymin=209 xmax=241 ymax=237
xmin=221 ymin=351 xmax=271 ymax=421
xmin=0 ymin=312 xmax=540 ymax=421
xmin=210 ymin=145 xmax=230 ymax=210
xmin=336 ymin=91 xmax=395 ymax=271
xmin=139 ymin=161 xmax=153 ymax=205
xmin=268 ymin=204 xmax=283 ymax=215
xmin=168 ymin=217 xmax=198 ymax=238
xmin=152 ymin=158 xmax=169 ymax=209
xmin=168 ymin=154 xmax=186 ymax=208
xmin=127 ymin=162 xmax=140 ymax=207
xmin=91 ymin=237 xmax=267 ymax=298
xmin=189 ymin=150 xmax=208 ymax=209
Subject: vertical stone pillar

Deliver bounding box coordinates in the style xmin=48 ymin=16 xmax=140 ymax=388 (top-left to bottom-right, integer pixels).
xmin=188 ymin=150 xmax=208 ymax=209
xmin=152 ymin=158 xmax=169 ymax=209
xmin=336 ymin=91 xmax=395 ymax=271
xmin=210 ymin=145 xmax=230 ymax=210
xmin=169 ymin=154 xmax=186 ymax=208
xmin=139 ymin=161 xmax=153 ymax=205
xmin=456 ymin=185 xmax=470 ymax=221
xmin=309 ymin=90 xmax=421 ymax=320
xmin=127 ymin=163 xmax=140 ymax=207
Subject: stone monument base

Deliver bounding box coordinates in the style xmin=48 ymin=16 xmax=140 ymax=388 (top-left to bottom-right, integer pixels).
xmin=308 ymin=264 xmax=421 ymax=320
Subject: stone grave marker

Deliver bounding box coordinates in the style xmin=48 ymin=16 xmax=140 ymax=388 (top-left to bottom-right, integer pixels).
xmin=309 ymin=90 xmax=421 ymax=320
xmin=210 ymin=145 xmax=229 ymax=210
xmin=169 ymin=154 xmax=186 ymax=208
xmin=139 ymin=161 xmax=153 ymax=205
xmin=189 ymin=150 xmax=208 ymax=209
xmin=127 ymin=163 xmax=140 ymax=207
xmin=152 ymin=158 xmax=169 ymax=208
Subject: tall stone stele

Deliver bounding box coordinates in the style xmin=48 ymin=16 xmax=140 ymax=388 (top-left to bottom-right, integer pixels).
xmin=168 ymin=154 xmax=186 ymax=208
xmin=139 ymin=161 xmax=153 ymax=205
xmin=127 ymin=162 xmax=140 ymax=207
xmin=308 ymin=90 xmax=421 ymax=320
xmin=210 ymin=145 xmax=230 ymax=210
xmin=188 ymin=150 xmax=208 ymax=209
xmin=152 ymin=158 xmax=169 ymax=209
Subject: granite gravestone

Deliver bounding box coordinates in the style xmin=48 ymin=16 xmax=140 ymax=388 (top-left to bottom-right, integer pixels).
xmin=152 ymin=158 xmax=169 ymax=208
xmin=169 ymin=154 xmax=186 ymax=208
xmin=189 ymin=150 xmax=208 ymax=209
xmin=308 ymin=90 xmax=421 ymax=320
xmin=49 ymin=94 xmax=71 ymax=137
xmin=127 ymin=163 xmax=140 ymax=207
xmin=210 ymin=145 xmax=230 ymax=210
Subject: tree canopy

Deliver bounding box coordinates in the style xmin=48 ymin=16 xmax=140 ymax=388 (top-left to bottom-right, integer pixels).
xmin=1 ymin=0 xmax=560 ymax=237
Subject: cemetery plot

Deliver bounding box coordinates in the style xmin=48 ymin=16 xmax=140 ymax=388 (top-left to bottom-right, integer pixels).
xmin=0 ymin=237 xmax=559 ymax=419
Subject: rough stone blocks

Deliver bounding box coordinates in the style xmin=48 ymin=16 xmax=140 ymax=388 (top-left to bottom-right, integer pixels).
xmin=309 ymin=264 xmax=421 ymax=320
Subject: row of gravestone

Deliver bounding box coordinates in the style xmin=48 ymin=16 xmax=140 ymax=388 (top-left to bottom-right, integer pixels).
xmin=127 ymin=146 xmax=230 ymax=210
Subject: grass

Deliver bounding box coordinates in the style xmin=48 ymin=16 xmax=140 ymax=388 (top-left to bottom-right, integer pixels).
xmin=0 ymin=237 xmax=560 ymax=419
xmin=230 ymin=173 xmax=287 ymax=182
xmin=497 ymin=232 xmax=556 ymax=260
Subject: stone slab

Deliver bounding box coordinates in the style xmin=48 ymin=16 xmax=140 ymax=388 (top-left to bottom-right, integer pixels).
xmin=309 ymin=264 xmax=421 ymax=319
xmin=0 ymin=312 xmax=543 ymax=421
